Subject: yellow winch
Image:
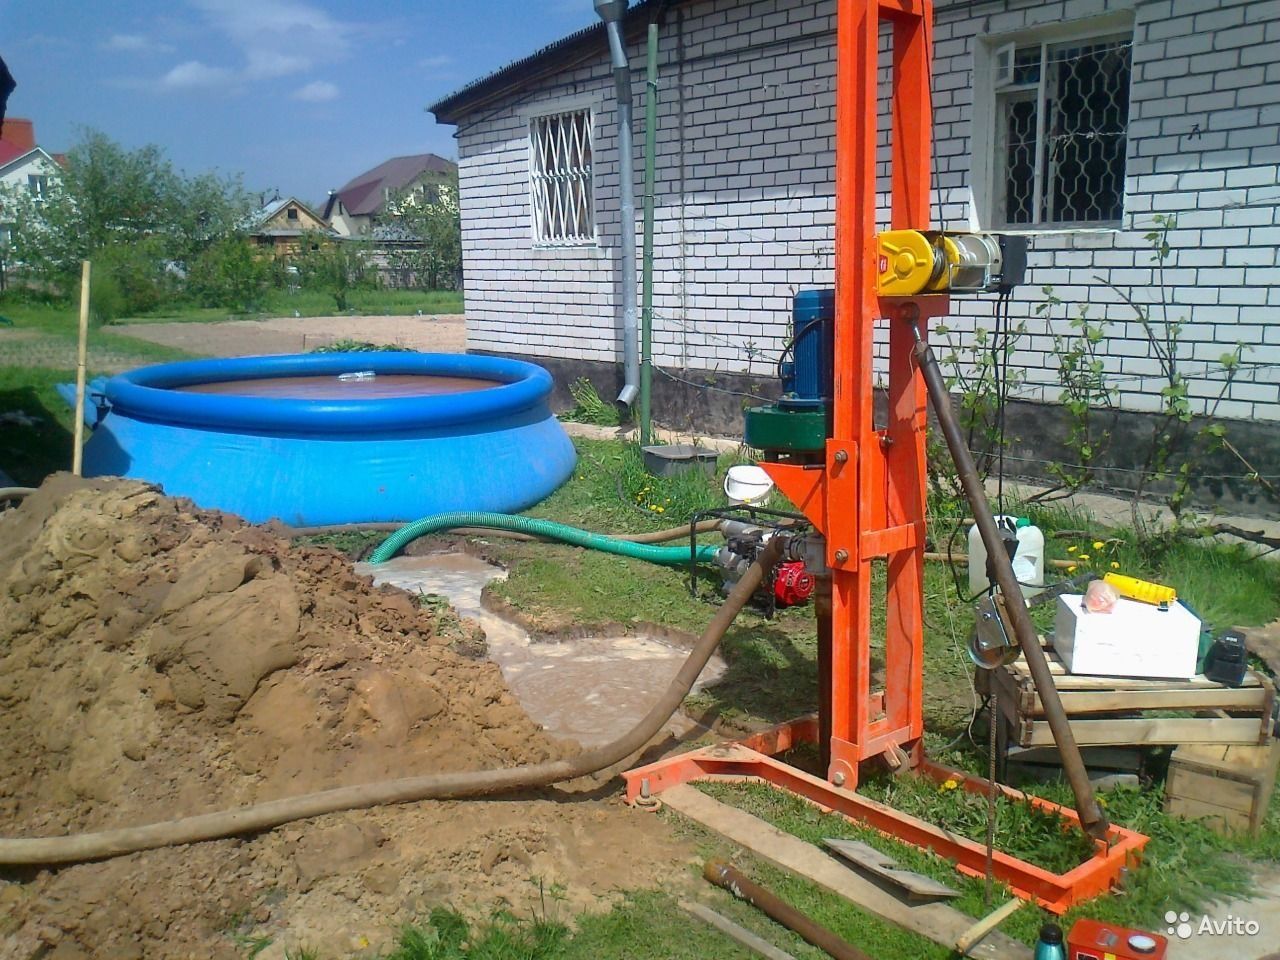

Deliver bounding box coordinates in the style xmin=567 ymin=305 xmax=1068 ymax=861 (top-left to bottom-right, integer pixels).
xmin=876 ymin=230 xmax=1013 ymax=296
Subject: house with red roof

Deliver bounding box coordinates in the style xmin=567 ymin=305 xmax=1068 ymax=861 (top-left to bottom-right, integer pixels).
xmin=0 ymin=118 xmax=63 ymax=274
xmin=323 ymin=153 xmax=456 ymax=238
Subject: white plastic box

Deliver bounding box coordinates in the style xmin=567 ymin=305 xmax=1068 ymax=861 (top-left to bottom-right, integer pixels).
xmin=1054 ymin=594 xmax=1202 ymax=680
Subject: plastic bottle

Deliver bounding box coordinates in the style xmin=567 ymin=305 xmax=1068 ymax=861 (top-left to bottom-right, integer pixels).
xmin=1034 ymin=923 xmax=1067 ymax=960
xmin=967 ymin=516 xmax=1044 ymax=598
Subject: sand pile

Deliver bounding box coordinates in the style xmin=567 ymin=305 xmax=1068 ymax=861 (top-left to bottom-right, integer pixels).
xmin=0 ymin=476 xmax=564 ymax=839
xmin=0 ymin=478 xmax=700 ymax=959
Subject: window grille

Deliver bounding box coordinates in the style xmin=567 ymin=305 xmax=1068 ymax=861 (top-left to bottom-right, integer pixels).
xmin=529 ymin=109 xmax=595 ymax=245
xmin=993 ymin=34 xmax=1131 ymax=227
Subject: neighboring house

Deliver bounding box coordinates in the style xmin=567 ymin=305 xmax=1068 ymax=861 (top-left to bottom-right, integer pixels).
xmin=246 ymin=196 xmax=333 ymax=255
xmin=323 ymin=154 xmax=456 ymax=237
xmin=0 ymin=118 xmax=63 ymax=255
xmin=430 ymin=0 xmax=1280 ymax=514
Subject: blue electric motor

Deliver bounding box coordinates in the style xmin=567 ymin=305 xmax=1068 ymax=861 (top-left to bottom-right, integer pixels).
xmin=779 ymin=288 xmax=835 ymax=410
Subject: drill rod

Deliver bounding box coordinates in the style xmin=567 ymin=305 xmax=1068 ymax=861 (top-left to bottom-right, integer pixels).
xmin=908 ymin=321 xmax=1110 ymax=841
xmin=703 ymin=859 xmax=874 ymax=960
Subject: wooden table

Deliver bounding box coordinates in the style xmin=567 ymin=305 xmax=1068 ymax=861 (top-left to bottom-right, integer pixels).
xmin=977 ymin=647 xmax=1276 ymax=751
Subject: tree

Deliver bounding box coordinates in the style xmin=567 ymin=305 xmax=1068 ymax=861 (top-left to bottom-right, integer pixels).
xmin=292 ymin=236 xmax=375 ymax=312
xmin=383 ymin=171 xmax=462 ymax=290
xmin=2 ymin=129 xmax=253 ymax=304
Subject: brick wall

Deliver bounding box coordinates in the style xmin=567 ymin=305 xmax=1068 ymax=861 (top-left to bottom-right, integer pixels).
xmin=450 ymin=0 xmax=1280 ymax=423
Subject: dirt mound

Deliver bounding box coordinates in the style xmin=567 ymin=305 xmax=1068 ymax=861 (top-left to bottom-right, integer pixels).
xmin=0 ymin=478 xmax=692 ymax=958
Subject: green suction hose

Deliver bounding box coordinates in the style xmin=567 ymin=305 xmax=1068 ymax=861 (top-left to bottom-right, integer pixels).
xmin=368 ymin=511 xmax=720 ymax=567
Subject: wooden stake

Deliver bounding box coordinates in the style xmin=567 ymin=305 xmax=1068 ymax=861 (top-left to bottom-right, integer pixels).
xmin=72 ymin=260 xmax=90 ymax=476
xmin=954 ymin=899 xmax=1026 ymax=956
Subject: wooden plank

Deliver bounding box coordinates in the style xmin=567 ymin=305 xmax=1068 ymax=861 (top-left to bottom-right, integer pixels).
xmin=662 ymin=785 xmax=1025 ymax=960
xmin=1026 ymin=686 xmax=1270 ymax=717
xmin=822 ymin=838 xmax=958 ymax=902
xmin=681 ymin=901 xmax=799 ymax=960
xmin=1008 ymin=659 xmax=1264 ymax=691
xmin=1019 ymin=717 xmax=1265 ymax=748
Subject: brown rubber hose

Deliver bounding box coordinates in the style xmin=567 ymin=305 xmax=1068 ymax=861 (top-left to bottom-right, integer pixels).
xmin=0 ymin=538 xmax=782 ymax=866
xmin=277 ymin=519 xmax=724 ymax=544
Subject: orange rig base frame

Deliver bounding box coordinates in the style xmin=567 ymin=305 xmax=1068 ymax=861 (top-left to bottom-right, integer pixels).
xmin=623 ymin=719 xmax=1147 ymax=914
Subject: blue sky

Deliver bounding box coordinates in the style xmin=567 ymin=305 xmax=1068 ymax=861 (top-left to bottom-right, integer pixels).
xmin=1 ymin=0 xmax=603 ymax=206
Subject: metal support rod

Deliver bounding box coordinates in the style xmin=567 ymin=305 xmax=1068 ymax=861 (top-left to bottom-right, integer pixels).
xmin=908 ymin=319 xmax=1109 ymax=841
xmin=640 ymin=19 xmax=659 ymax=443
xmin=703 ymin=859 xmax=874 ymax=960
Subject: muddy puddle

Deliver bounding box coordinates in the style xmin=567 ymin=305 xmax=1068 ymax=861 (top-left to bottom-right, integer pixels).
xmin=356 ymin=552 xmax=725 ymax=747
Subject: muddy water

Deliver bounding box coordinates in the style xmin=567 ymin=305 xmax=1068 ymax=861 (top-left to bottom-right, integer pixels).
xmin=175 ymin=373 xmax=498 ymax=400
xmin=356 ymin=553 xmax=725 ymax=747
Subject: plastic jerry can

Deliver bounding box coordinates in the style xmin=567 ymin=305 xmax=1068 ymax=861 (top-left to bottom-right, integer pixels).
xmin=968 ymin=515 xmax=1044 ymax=598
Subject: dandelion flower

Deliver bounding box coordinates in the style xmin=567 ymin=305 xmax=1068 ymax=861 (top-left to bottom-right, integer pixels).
xmin=1111 ymin=561 xmax=1121 ymax=569
xmin=940 ymin=778 xmax=960 ymax=792
xmin=655 ymin=506 xmax=665 ymax=513
xmin=1067 ymin=564 xmax=1077 ymax=573
xmin=1077 ymin=554 xmax=1091 ymax=562
xmin=1067 ymin=545 xmax=1077 ymax=554
xmin=1092 ymin=540 xmax=1105 ymax=550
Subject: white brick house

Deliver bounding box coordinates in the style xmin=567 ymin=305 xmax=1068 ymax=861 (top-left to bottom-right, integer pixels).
xmin=432 ymin=0 xmax=1280 ymax=511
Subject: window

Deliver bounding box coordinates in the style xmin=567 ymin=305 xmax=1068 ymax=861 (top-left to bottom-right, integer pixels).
xmin=287 ymin=206 xmax=299 ymax=221
xmin=529 ymin=108 xmax=595 ymax=245
xmin=27 ymin=175 xmax=48 ymax=200
xmin=990 ymin=32 xmax=1131 ymax=228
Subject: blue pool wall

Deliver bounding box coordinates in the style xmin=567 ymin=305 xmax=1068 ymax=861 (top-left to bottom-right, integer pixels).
xmin=82 ymin=353 xmax=577 ymax=526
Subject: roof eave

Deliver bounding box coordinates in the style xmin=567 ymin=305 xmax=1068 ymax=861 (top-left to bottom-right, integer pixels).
xmin=430 ymin=1 xmax=676 ymax=125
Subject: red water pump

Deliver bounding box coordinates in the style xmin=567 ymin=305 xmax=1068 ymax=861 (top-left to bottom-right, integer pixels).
xmin=773 ymin=560 xmax=815 ymax=607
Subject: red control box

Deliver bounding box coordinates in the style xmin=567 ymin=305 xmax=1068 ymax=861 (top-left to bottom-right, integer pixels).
xmin=1068 ymin=919 xmax=1167 ymax=960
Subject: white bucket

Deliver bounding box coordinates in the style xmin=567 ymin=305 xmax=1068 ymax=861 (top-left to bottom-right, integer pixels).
xmin=724 ymin=465 xmax=775 ymax=504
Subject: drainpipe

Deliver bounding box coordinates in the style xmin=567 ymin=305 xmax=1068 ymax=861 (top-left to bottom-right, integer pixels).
xmin=640 ymin=18 xmax=659 ymax=445
xmin=596 ymin=0 xmax=639 ymax=408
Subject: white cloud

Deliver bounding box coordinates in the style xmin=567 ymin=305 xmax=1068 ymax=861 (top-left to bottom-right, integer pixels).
xmin=417 ymin=55 xmax=453 ymax=70
xmin=104 ymin=33 xmax=175 ymax=54
xmin=292 ymin=80 xmax=338 ymax=102
xmin=160 ymin=60 xmax=237 ymax=90
xmin=154 ymin=0 xmax=355 ymax=95
xmin=190 ymin=0 xmax=351 ymax=78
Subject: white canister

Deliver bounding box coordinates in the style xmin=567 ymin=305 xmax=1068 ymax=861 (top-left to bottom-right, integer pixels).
xmin=968 ymin=516 xmax=1045 ymax=598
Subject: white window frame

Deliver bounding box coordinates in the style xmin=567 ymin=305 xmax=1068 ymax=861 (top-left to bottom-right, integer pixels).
xmin=971 ymin=12 xmax=1135 ymax=233
xmin=526 ymin=99 xmax=598 ymax=247
xmin=27 ymin=174 xmax=49 ymax=201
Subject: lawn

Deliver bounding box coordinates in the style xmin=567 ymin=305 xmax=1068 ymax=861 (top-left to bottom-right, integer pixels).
xmin=311 ymin=434 xmax=1280 ymax=960
xmin=118 ymin=287 xmax=463 ymax=324
xmin=0 ymin=298 xmax=193 ymax=484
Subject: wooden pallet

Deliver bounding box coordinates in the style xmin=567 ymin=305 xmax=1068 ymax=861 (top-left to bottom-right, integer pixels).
xmin=977 ymin=647 xmax=1275 ymax=749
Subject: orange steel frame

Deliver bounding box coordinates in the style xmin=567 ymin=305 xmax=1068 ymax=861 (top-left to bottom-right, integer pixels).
xmin=624 ymin=0 xmax=1147 ymax=913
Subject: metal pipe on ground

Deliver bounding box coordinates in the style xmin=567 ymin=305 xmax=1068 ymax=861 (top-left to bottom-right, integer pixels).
xmin=909 ymin=319 xmax=1109 ymax=841
xmin=0 ymin=538 xmax=783 ymax=865
xmin=703 ymin=859 xmax=875 ymax=960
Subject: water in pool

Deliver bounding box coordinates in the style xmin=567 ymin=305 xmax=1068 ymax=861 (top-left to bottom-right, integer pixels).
xmin=175 ymin=373 xmax=498 ymax=400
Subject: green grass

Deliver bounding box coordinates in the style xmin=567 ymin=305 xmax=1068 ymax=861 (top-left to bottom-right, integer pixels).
xmin=0 ymin=299 xmax=194 ymax=484
xmin=119 ymin=288 xmax=463 ymax=324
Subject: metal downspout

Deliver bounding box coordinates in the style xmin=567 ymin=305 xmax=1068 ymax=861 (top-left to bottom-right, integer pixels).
xmin=596 ymin=0 xmax=640 ymax=408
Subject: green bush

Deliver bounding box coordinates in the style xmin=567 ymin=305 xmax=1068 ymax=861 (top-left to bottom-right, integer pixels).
xmin=90 ymin=242 xmax=169 ymax=323
xmin=187 ymin=237 xmax=271 ymax=311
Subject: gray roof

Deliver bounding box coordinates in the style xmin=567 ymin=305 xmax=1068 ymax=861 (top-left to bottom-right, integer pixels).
xmin=430 ymin=0 xmax=980 ymax=124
